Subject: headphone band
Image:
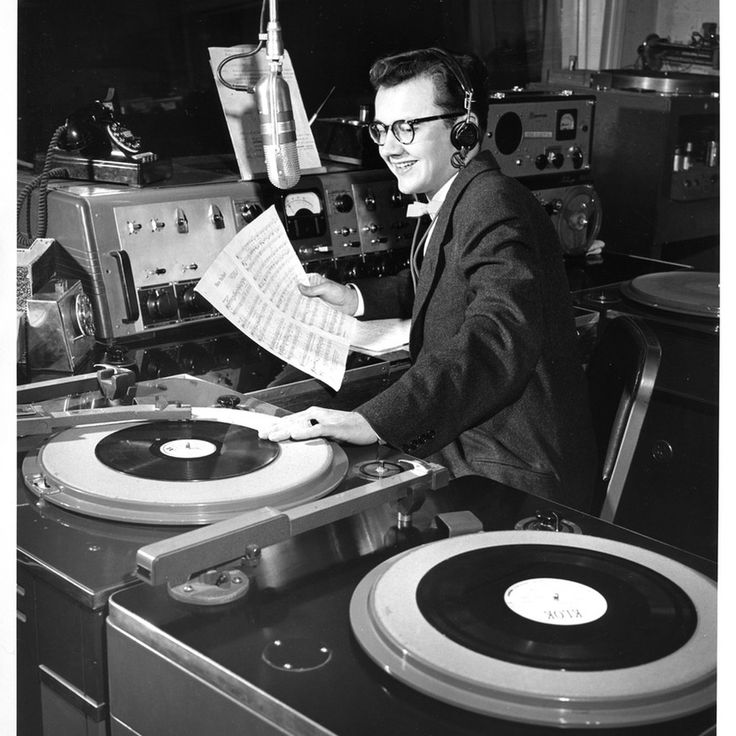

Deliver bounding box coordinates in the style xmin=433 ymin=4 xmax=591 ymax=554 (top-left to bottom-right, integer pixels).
xmin=426 ymin=48 xmax=480 ymax=159
xmin=427 ymin=48 xmax=475 ymax=118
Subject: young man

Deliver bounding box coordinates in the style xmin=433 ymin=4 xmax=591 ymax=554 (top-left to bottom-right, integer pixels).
xmin=260 ymin=48 xmax=597 ymax=511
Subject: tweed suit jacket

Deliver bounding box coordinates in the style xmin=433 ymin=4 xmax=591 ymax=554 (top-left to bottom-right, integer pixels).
xmin=355 ymin=151 xmax=597 ymax=512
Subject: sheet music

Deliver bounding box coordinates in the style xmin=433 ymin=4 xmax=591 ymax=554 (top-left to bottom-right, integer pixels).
xmin=208 ymin=45 xmax=322 ymax=180
xmin=195 ymin=206 xmax=356 ymax=391
xmin=351 ymin=319 xmax=411 ymax=356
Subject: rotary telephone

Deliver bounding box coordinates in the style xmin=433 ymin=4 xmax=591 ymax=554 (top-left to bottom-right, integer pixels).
xmin=59 ymin=87 xmax=154 ymax=162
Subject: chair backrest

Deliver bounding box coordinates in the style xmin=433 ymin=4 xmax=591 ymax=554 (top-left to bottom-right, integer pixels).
xmin=586 ymin=315 xmax=661 ymax=522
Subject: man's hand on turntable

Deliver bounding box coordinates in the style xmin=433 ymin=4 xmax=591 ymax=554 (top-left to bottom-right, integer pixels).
xmin=258 ymin=407 xmax=380 ymax=445
xmin=298 ymin=275 xmax=359 ymax=316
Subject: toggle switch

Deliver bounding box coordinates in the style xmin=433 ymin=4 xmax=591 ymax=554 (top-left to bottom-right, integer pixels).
xmin=209 ymin=204 xmax=225 ymax=229
xmin=174 ymin=208 xmax=189 ymax=234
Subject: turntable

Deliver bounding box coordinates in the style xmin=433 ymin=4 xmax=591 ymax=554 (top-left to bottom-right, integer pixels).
xmin=17 ymin=371 xmax=718 ymax=736
xmin=104 ymin=474 xmax=717 ymax=735
xmin=16 ymin=371 xmax=448 ymax=734
xmin=22 ymin=407 xmax=349 ymax=524
xmin=351 ymin=531 xmax=715 ymax=728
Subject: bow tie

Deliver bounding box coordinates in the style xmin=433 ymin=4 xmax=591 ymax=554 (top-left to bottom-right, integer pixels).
xmin=406 ymin=199 xmax=443 ymax=220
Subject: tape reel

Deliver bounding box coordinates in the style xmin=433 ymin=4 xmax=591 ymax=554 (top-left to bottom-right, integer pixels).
xmin=538 ymin=184 xmax=602 ymax=255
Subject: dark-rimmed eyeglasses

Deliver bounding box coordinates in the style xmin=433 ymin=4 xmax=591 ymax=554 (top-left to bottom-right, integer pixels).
xmin=368 ymin=112 xmax=465 ymax=145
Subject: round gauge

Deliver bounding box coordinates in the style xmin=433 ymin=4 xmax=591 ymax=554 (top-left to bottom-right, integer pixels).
xmin=559 ymin=112 xmax=576 ymax=132
xmin=74 ymin=293 xmax=96 ymax=336
xmin=283 ymin=191 xmax=322 ymax=217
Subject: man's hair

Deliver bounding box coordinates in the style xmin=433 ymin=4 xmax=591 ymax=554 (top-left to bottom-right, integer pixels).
xmin=369 ymin=48 xmax=489 ymax=134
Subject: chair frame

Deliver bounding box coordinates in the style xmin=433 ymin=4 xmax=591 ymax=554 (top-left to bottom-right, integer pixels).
xmin=589 ymin=315 xmax=662 ymax=522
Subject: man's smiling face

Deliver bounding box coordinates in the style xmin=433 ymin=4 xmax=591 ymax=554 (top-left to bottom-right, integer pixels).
xmin=374 ymin=74 xmax=459 ymax=200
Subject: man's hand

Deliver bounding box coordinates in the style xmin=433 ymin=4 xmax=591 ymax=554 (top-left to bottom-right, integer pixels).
xmin=258 ymin=407 xmax=379 ymax=445
xmin=299 ymin=275 xmax=358 ymax=315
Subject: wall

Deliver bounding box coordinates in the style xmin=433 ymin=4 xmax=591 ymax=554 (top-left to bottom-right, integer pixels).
xmin=656 ymin=0 xmax=719 ymax=43
xmin=16 ymin=0 xmax=548 ymax=162
xmin=557 ymin=0 xmax=718 ymax=70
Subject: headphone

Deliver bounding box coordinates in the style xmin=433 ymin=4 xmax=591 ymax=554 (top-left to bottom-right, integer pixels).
xmin=427 ymin=48 xmax=480 ymax=153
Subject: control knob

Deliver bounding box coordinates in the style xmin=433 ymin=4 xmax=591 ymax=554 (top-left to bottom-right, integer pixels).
xmin=334 ymin=193 xmax=354 ymax=213
xmin=569 ymin=147 xmax=584 ymax=169
xmin=240 ymin=202 xmax=263 ymax=224
xmin=178 ymin=343 xmax=213 ymax=375
xmin=181 ymin=286 xmax=209 ymax=311
xmin=567 ymin=211 xmax=589 ymax=231
xmin=543 ymin=198 xmax=563 ymax=216
xmin=140 ymin=349 xmax=178 ymax=380
xmin=548 ymin=151 xmax=564 ymax=168
xmin=146 ymin=289 xmax=178 ymax=319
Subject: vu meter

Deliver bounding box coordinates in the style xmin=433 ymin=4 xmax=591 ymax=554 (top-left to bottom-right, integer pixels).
xmin=281 ymin=190 xmax=326 ymax=240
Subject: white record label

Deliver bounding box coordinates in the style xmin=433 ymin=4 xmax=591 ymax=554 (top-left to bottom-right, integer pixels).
xmin=159 ymin=438 xmax=218 ymax=459
xmin=504 ymin=577 xmax=607 ymax=625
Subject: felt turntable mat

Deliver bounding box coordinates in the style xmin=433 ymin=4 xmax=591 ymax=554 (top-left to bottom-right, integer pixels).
xmin=28 ymin=409 xmax=348 ymax=524
xmin=621 ymin=271 xmax=719 ymax=318
xmin=350 ymin=530 xmax=716 ymax=727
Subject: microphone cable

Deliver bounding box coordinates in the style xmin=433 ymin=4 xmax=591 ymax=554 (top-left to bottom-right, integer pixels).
xmin=216 ymin=0 xmax=268 ymax=92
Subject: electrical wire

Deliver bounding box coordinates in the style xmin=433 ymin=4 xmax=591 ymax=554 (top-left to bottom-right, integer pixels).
xmin=17 ymin=125 xmax=69 ymax=248
xmin=216 ymin=0 xmax=268 ymax=92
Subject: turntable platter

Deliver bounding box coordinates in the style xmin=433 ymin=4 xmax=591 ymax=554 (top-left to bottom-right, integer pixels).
xmin=350 ymin=531 xmax=716 ymax=727
xmin=596 ymin=70 xmax=719 ymax=95
xmin=23 ymin=408 xmax=349 ymax=524
xmin=621 ymin=271 xmax=719 ymax=318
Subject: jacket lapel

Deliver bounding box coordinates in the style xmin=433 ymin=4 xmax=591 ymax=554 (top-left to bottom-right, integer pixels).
xmin=408 ymin=152 xmax=501 ymax=357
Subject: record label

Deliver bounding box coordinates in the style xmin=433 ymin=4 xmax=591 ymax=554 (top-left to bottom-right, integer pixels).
xmin=504 ymin=577 xmax=607 ymax=626
xmin=159 ymin=438 xmax=218 ymax=459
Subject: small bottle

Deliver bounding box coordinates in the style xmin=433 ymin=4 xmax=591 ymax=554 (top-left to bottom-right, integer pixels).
xmin=706 ymin=140 xmax=718 ymax=167
xmin=672 ymin=147 xmax=683 ymax=172
xmin=683 ymin=141 xmax=694 ymax=170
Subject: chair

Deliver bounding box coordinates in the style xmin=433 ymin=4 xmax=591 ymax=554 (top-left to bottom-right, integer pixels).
xmin=586 ymin=315 xmax=662 ymax=522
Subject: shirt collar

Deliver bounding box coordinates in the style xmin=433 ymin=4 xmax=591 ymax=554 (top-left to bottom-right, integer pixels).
xmin=406 ymin=174 xmax=459 ymax=220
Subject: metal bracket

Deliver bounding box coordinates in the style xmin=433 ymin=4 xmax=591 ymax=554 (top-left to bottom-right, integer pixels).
xmin=136 ymin=460 xmax=449 ymax=593
xmin=168 ymin=567 xmax=251 ymax=606
xmin=17 ymin=402 xmax=192 ymax=436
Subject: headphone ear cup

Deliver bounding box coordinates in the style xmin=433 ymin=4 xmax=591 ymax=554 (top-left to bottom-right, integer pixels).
xmin=450 ymin=120 xmax=480 ymax=151
xmin=450 ymin=119 xmax=480 ymax=150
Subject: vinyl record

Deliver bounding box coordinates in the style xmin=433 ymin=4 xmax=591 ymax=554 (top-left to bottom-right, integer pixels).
xmin=415 ymin=544 xmax=696 ymax=671
xmin=350 ymin=531 xmax=717 ymax=727
xmin=95 ymin=420 xmax=279 ymax=481
xmin=24 ymin=409 xmax=349 ymax=524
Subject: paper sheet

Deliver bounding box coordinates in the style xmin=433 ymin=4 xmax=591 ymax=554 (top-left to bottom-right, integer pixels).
xmin=195 ymin=206 xmax=356 ymax=391
xmin=351 ymin=319 xmax=411 ymax=356
xmin=208 ymin=45 xmax=322 ymax=180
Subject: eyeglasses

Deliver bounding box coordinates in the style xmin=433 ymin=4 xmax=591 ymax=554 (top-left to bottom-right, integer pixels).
xmin=368 ymin=112 xmax=465 ymax=146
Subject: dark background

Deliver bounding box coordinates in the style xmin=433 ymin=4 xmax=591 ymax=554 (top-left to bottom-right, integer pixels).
xmin=17 ymin=0 xmax=549 ymax=162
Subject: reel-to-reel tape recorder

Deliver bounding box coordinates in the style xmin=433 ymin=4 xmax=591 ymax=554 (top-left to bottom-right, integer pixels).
xmin=481 ymin=90 xmax=601 ymax=256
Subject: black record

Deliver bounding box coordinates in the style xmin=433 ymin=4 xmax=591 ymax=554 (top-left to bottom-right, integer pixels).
xmin=415 ymin=544 xmax=697 ymax=671
xmin=95 ymin=420 xmax=280 ymax=481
